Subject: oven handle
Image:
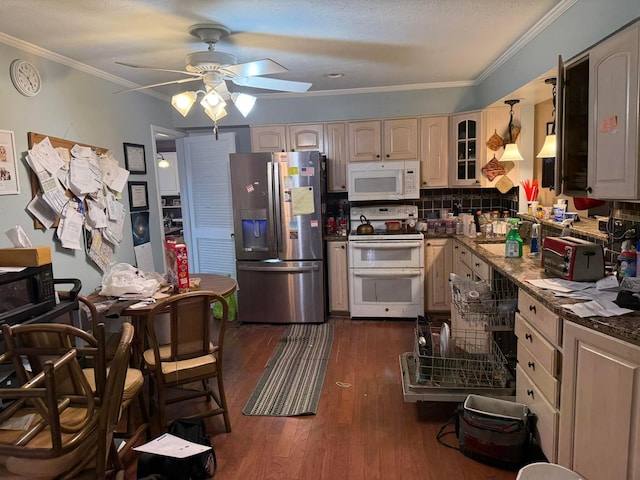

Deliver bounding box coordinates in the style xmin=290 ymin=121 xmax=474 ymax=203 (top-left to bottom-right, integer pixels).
xmin=352 ymin=270 xmax=423 ymax=278
xmin=349 ymin=242 xmax=423 ymax=250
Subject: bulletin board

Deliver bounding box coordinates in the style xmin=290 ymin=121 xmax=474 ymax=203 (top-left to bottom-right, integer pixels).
xmin=27 ymin=131 xmax=109 ymax=228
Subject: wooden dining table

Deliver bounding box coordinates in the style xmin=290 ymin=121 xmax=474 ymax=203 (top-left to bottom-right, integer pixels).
xmin=94 ymin=273 xmax=237 ymax=366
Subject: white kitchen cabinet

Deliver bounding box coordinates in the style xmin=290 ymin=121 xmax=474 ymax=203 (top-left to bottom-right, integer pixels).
xmin=587 ymin=23 xmax=640 ymax=199
xmin=515 ymin=290 xmax=563 ymax=463
xmin=287 ymin=124 xmax=325 ymax=152
xmin=449 ymin=111 xmax=482 ymax=186
xmin=383 ymin=117 xmax=419 ymax=160
xmin=348 ymin=120 xmax=382 ymax=161
xmin=327 ymin=241 xmax=349 ymax=314
xmin=324 ymin=123 xmax=348 ymax=192
xmin=251 ymin=124 xmax=325 ymax=153
xmin=424 ymin=238 xmax=452 ymax=312
xmin=348 ymin=118 xmax=418 ymax=162
xmin=559 ymin=321 xmax=640 ymax=480
xmin=419 ymin=116 xmax=449 ymax=188
xmin=157 ymin=152 xmax=180 ymax=195
xmin=251 ymin=125 xmax=287 ymax=152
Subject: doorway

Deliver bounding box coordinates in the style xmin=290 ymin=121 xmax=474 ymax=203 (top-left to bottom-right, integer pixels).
xmin=178 ymin=133 xmax=237 ymax=278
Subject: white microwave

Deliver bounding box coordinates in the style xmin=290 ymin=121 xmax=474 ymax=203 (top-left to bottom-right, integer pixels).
xmin=347 ymin=160 xmax=420 ymax=201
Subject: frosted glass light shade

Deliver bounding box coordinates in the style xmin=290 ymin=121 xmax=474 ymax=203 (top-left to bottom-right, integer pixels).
xmin=536 ymin=134 xmax=557 ymax=158
xmin=204 ymin=104 xmax=228 ymax=122
xmin=158 ymin=157 xmax=170 ymax=169
xmin=200 ymin=90 xmax=226 ymax=109
xmin=231 ymin=93 xmax=256 ymax=117
xmin=171 ymin=91 xmax=197 ymax=117
xmin=500 ymin=143 xmax=524 ymax=161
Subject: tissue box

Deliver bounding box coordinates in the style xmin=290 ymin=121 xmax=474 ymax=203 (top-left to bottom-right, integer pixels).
xmin=164 ymin=239 xmax=190 ymax=293
xmin=0 ymin=247 xmax=52 ymax=267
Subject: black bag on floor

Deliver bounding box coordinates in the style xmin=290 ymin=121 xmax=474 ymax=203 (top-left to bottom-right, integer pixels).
xmin=137 ymin=418 xmax=217 ymax=480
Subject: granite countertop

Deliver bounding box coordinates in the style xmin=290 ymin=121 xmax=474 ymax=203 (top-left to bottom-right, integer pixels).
xmin=454 ymin=235 xmax=640 ymax=347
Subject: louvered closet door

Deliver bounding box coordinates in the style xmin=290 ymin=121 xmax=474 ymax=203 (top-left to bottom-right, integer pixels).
xmin=180 ymin=133 xmax=237 ymax=278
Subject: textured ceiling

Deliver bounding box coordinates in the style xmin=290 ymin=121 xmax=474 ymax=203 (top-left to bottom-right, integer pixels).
xmin=0 ymin=0 xmax=563 ymax=100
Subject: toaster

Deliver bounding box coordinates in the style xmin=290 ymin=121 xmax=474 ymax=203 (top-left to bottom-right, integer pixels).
xmin=541 ymin=236 xmax=605 ymax=282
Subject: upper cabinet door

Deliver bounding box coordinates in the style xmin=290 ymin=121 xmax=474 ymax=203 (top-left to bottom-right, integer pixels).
xmin=588 ymin=24 xmax=640 ymax=199
xmin=288 ymin=124 xmax=325 ymax=153
xmin=251 ymin=125 xmax=287 ymax=152
xmin=419 ymin=116 xmax=449 ymax=188
xmin=449 ymin=111 xmax=482 ymax=186
xmin=324 ymin=123 xmax=348 ymax=192
xmin=383 ymin=118 xmax=418 ymax=160
xmin=348 ymin=120 xmax=382 ymax=161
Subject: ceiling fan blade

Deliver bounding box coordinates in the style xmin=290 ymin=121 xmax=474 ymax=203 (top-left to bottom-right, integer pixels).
xmin=232 ymin=76 xmax=312 ymax=93
xmin=223 ymin=59 xmax=288 ymax=78
xmin=115 ymin=61 xmax=201 ymax=77
xmin=114 ymin=76 xmax=201 ymax=94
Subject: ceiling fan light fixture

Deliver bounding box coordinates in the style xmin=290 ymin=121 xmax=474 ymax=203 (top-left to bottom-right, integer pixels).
xmin=231 ymin=93 xmax=256 ymax=117
xmin=171 ymin=91 xmax=197 ymax=116
xmin=204 ymin=104 xmax=228 ymax=122
xmin=200 ymin=89 xmax=226 ymax=108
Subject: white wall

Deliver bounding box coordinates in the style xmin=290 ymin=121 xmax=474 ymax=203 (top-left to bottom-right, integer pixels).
xmin=0 ymin=42 xmax=175 ymax=294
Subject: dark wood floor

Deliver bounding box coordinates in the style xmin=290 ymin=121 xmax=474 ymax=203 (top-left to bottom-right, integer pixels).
xmin=125 ymin=317 xmax=518 ymax=480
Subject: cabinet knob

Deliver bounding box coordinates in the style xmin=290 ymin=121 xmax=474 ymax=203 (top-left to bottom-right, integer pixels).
xmin=341 ymin=185 xmax=346 ymax=189
xmin=475 ymin=262 xmax=480 ymax=267
xmin=528 ymin=361 xmax=535 ymax=370
xmin=527 ymin=389 xmax=534 ymax=398
xmin=386 ymin=154 xmax=390 ymax=158
xmin=427 ymin=242 xmax=431 ymax=246
xmin=376 ymin=154 xmax=381 ymax=158
xmin=525 ymin=333 xmax=533 ymax=341
xmin=340 ymin=245 xmax=345 ymax=250
xmin=230 ymin=233 xmax=235 ymax=238
xmin=454 ymin=245 xmax=458 ymax=250
xmin=586 ymin=186 xmax=593 ymax=193
xmin=529 ymin=305 xmax=536 ymax=314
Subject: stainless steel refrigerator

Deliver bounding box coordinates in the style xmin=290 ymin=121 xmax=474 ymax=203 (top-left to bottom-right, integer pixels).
xmin=230 ymin=151 xmax=326 ymax=323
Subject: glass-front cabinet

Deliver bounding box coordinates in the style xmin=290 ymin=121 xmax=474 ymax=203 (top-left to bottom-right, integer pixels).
xmin=449 ymin=111 xmax=482 ymax=186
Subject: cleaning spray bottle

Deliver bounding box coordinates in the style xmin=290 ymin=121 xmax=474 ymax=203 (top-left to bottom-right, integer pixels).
xmin=530 ymin=223 xmax=540 ymax=257
xmin=505 ymin=219 xmax=523 ymax=258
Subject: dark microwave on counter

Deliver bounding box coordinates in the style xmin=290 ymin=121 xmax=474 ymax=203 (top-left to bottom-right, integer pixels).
xmin=0 ymin=263 xmax=56 ymax=326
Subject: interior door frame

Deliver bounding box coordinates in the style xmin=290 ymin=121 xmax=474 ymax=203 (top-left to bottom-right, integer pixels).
xmin=150 ymin=124 xmax=186 ymax=272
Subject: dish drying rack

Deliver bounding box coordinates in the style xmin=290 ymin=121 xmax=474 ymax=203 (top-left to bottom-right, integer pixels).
xmin=400 ymin=317 xmax=515 ymax=403
xmin=450 ymin=273 xmax=518 ymax=331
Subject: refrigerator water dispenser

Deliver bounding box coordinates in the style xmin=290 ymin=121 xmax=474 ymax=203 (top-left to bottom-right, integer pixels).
xmin=241 ymin=215 xmax=268 ymax=251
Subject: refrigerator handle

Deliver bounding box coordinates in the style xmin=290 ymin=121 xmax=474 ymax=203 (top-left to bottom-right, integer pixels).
xmin=271 ymin=161 xmax=284 ymax=251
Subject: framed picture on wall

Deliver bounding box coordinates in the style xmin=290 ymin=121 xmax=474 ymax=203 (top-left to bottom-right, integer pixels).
xmin=0 ymin=130 xmax=20 ymax=195
xmin=124 ymin=142 xmax=146 ymax=174
xmin=128 ymin=181 xmax=149 ymax=211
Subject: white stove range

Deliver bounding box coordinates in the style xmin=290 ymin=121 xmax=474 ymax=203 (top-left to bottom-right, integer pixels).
xmin=347 ymin=205 xmax=425 ymax=318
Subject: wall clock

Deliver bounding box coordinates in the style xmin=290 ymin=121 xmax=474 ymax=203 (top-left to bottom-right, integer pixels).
xmin=10 ymin=59 xmax=42 ymax=97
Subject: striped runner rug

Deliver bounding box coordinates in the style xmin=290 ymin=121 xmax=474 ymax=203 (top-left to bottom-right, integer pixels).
xmin=242 ymin=322 xmax=333 ymax=416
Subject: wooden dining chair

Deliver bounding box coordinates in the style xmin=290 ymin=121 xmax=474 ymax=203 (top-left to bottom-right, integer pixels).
xmin=77 ymin=295 xmax=149 ymax=455
xmin=142 ymin=290 xmax=231 ymax=433
xmin=0 ymin=322 xmax=134 ymax=479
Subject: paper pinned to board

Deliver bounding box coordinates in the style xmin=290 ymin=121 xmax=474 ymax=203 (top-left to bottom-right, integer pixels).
xmin=291 ymin=186 xmax=314 ymax=215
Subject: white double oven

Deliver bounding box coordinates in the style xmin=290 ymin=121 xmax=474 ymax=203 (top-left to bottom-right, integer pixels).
xmin=348 ymin=205 xmax=424 ymax=318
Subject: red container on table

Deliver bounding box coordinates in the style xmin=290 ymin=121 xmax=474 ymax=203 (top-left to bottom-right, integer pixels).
xmin=165 ymin=238 xmax=190 ymax=293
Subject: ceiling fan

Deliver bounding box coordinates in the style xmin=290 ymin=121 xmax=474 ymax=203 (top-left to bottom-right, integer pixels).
xmin=116 ymin=23 xmax=312 ymax=118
